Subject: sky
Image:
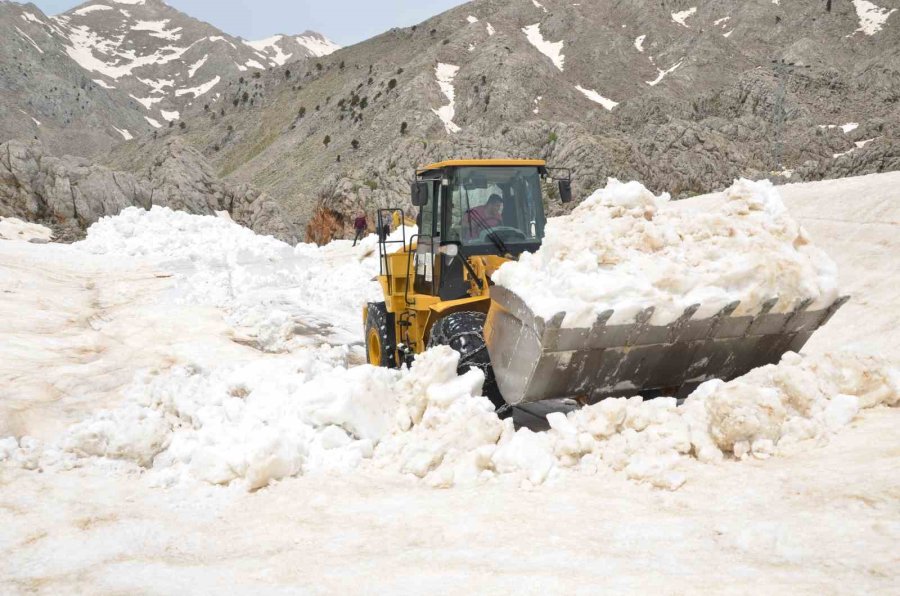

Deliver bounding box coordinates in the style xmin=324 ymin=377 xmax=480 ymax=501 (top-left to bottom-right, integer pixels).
xmin=16 ymin=0 xmax=466 ymax=45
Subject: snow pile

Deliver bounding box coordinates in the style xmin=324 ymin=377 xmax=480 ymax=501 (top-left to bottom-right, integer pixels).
xmin=0 ymin=217 xmax=52 ymax=243
xmin=493 ymin=178 xmax=840 ymax=327
xmin=2 ymin=347 xmax=498 ymax=491
xmin=75 ymin=206 xmax=383 ymax=351
xmin=541 ymin=351 xmax=900 ymax=489
xmin=4 ymin=348 xmax=895 ymax=492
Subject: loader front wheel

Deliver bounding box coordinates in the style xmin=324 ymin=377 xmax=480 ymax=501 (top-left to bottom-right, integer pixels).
xmin=366 ymin=302 xmax=397 ymax=368
xmin=428 ymin=311 xmax=510 ymax=417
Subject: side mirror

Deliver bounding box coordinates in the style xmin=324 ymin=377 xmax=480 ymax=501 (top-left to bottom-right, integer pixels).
xmin=558 ymin=180 xmax=573 ymax=203
xmin=411 ymin=181 xmax=430 ymax=207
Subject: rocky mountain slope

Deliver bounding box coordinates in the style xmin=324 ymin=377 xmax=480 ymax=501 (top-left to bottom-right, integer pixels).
xmin=0 ymin=138 xmax=299 ymax=242
xmin=0 ymin=0 xmax=338 ymax=157
xmin=0 ymin=1 xmax=150 ymax=157
xmin=104 ymin=0 xmax=900 ymax=228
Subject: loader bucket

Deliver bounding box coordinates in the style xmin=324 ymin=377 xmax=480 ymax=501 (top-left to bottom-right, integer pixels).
xmin=485 ymin=286 xmax=849 ymax=406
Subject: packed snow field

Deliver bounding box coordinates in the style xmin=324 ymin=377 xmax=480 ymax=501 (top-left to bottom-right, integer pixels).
xmin=1 ymin=173 xmax=899 ymax=593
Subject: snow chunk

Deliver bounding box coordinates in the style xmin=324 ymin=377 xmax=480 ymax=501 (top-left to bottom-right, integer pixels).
xmin=634 ymin=34 xmax=646 ymax=52
xmin=431 ymin=63 xmax=462 ymax=134
xmin=522 ymin=23 xmax=565 ymax=71
xmin=466 ymin=15 xmax=479 ymax=24
xmin=144 ymin=116 xmax=162 ymax=128
xmin=486 ymin=23 xmax=496 ymax=36
xmin=851 ymin=0 xmax=897 ymax=35
xmin=93 ymin=78 xmax=115 ymax=89
xmin=0 ymin=217 xmax=53 ymax=243
xmin=575 ymin=85 xmax=618 ymax=111
xmin=493 ymin=178 xmax=840 ymax=328
xmin=672 ymin=7 xmax=697 ymax=27
xmin=532 ymin=0 xmax=549 ymax=13
xmin=160 ymin=110 xmax=180 ymax=122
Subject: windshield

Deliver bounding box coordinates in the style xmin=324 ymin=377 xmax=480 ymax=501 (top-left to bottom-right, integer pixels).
xmin=445 ymin=166 xmax=546 ymax=248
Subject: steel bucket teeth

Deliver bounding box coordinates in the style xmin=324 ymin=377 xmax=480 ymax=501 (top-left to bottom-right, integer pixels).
xmin=485 ymin=287 xmax=850 ymax=406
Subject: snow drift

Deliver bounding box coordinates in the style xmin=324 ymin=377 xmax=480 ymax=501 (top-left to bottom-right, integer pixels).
xmin=493 ymin=179 xmax=840 ymax=327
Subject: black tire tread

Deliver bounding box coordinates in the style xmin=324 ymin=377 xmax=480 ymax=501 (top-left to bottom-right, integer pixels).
xmin=366 ymin=302 xmax=397 ymax=368
xmin=428 ymin=311 xmax=508 ymax=413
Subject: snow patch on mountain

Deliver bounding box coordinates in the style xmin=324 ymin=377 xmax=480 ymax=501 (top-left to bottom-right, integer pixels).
xmin=132 ymin=20 xmax=183 ymax=42
xmin=575 ymin=85 xmax=618 ymax=111
xmin=14 ymin=26 xmax=43 ymax=53
xmin=245 ymin=35 xmax=293 ymax=66
xmin=672 ymin=7 xmax=697 ymax=27
xmin=851 ymin=0 xmax=897 ymax=35
xmin=634 ymin=34 xmax=646 ymax=52
xmin=73 ymin=4 xmax=113 ymax=16
xmin=112 ymin=126 xmax=133 ymax=140
xmin=522 ymin=23 xmax=565 ymax=71
xmin=294 ymin=33 xmax=340 ymax=57
xmin=187 ymin=54 xmax=208 ymax=78
xmin=647 ymin=59 xmax=685 ymax=86
xmin=431 ymin=63 xmax=462 ymax=134
xmin=175 ymin=76 xmax=221 ymax=98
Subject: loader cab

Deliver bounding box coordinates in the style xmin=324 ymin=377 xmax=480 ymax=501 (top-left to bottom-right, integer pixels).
xmin=411 ymin=159 xmax=557 ymax=301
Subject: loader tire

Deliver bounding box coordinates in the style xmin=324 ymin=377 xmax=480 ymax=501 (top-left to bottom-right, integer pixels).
xmin=428 ymin=311 xmax=510 ymax=417
xmin=366 ymin=302 xmax=397 ymax=368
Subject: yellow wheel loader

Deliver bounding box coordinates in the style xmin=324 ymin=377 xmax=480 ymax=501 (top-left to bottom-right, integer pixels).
xmin=364 ymin=159 xmax=848 ymax=415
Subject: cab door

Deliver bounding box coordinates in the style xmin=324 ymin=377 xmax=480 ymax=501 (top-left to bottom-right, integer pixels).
xmin=414 ymin=178 xmax=440 ymax=295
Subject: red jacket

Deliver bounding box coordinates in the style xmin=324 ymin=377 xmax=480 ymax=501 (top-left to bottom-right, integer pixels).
xmin=353 ymin=216 xmax=367 ymax=231
xmin=464 ymin=205 xmax=502 ymax=239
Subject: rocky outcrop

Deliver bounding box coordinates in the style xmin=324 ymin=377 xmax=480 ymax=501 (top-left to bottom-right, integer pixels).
xmin=0 ymin=139 xmax=299 ymax=243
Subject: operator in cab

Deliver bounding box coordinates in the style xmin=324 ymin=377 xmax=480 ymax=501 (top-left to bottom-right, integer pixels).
xmin=464 ymin=194 xmax=504 ymax=240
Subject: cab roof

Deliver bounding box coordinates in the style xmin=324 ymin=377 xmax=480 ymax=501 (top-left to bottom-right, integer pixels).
xmin=416 ymin=159 xmax=546 ymax=174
